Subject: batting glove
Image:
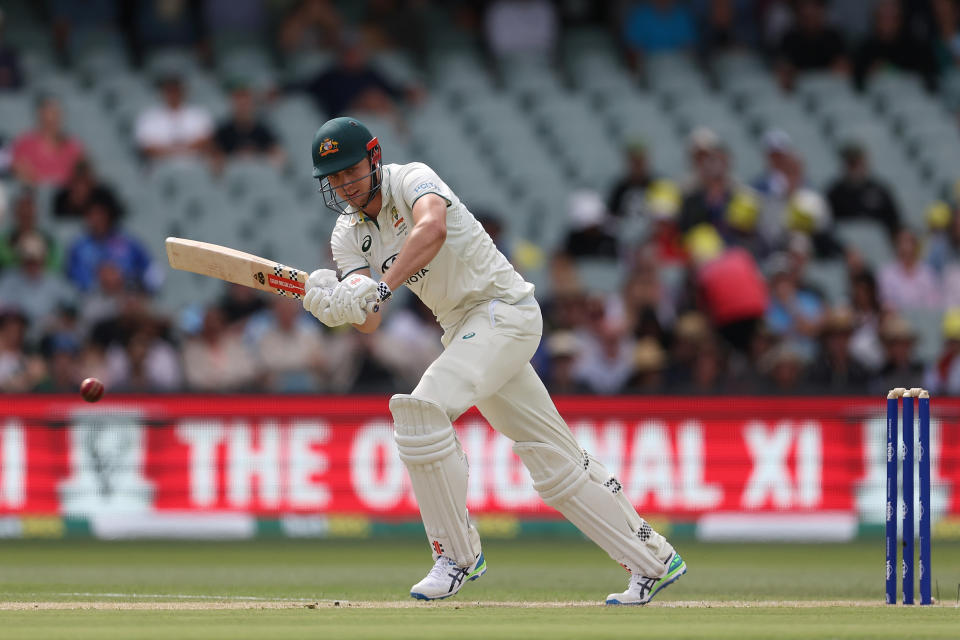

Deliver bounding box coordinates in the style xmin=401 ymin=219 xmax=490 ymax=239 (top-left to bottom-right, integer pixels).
xmin=305 ymin=268 xmax=339 ymax=294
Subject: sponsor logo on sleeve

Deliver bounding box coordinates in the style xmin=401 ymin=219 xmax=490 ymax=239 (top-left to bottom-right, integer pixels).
xmin=413 ymin=181 xmax=438 ymax=195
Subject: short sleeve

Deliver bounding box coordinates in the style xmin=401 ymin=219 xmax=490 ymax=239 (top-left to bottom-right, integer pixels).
xmin=330 ymin=224 xmax=368 ymax=279
xmin=135 ymin=110 xmax=166 ymax=148
xmin=398 ymin=163 xmax=452 ymax=209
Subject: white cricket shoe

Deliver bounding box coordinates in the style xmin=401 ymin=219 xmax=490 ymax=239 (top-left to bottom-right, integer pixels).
xmin=410 ymin=553 xmax=487 ymax=601
xmin=605 ymin=551 xmax=687 ymax=605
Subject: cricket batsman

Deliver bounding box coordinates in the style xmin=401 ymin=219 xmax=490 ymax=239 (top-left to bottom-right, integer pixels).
xmin=302 ymin=116 xmax=686 ymax=604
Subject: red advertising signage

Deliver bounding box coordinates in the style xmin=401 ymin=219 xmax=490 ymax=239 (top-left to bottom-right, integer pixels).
xmin=0 ymin=396 xmax=958 ymax=525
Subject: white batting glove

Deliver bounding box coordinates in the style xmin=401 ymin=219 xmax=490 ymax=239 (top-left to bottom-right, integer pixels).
xmin=303 ymin=287 xmax=337 ymax=326
xmin=328 ymin=273 xmax=379 ymax=324
xmin=305 ymin=268 xmax=339 ymax=294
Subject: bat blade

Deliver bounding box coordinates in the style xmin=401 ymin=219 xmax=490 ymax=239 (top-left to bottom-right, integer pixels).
xmin=165 ymin=237 xmax=307 ymax=299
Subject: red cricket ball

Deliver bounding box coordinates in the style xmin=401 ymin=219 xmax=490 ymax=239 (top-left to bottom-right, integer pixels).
xmin=80 ymin=377 xmax=105 ymax=403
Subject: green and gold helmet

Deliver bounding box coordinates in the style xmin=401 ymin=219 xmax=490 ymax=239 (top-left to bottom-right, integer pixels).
xmin=311 ymin=117 xmax=382 ymax=214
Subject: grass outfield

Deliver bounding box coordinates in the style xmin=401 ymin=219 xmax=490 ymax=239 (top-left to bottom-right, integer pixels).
xmin=0 ymin=538 xmax=957 ymax=639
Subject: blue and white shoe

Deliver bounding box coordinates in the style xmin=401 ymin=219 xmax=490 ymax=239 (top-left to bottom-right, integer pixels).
xmin=605 ymin=552 xmax=687 ymax=605
xmin=410 ymin=553 xmax=487 ymax=601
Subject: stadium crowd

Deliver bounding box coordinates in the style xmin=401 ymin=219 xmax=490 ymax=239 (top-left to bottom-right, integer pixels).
xmin=2 ymin=0 xmax=960 ymax=395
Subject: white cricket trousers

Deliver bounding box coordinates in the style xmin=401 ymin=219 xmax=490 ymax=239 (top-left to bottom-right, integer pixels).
xmin=411 ymin=297 xmax=582 ymax=458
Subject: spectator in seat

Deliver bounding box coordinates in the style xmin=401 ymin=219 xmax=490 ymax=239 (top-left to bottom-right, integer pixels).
xmin=0 ymin=233 xmax=74 ymax=337
xmin=933 ymin=0 xmax=960 ymax=72
xmin=643 ymin=180 xmax=686 ymax=265
xmin=848 ymin=270 xmax=885 ymax=372
xmin=764 ymin=252 xmax=824 ymax=360
xmin=678 ymin=135 xmax=763 ymax=253
xmin=0 ymin=308 xmax=45 ymax=392
xmin=11 ymin=95 xmax=84 ymax=187
xmin=879 ymin=228 xmax=941 ymax=311
xmin=254 ymin=297 xmax=327 ymax=392
xmin=0 ymin=8 xmax=23 ymax=91
xmin=572 ymin=308 xmax=635 ymax=394
xmin=123 ymin=0 xmax=210 ymax=67
xmin=664 ymin=311 xmax=711 ymax=386
xmin=752 ymin=129 xmax=796 ymax=201
xmin=622 ymin=246 xmax=675 ymax=339
xmin=678 ymin=336 xmax=728 ymax=394
xmin=212 ymin=79 xmax=285 ymax=170
xmin=805 ymin=307 xmax=871 ymax=393
xmin=33 ymin=333 xmax=82 ymax=392
xmin=106 ymin=325 xmax=182 ymax=392
xmin=299 ymin=36 xmax=420 ymax=117
xmin=925 ymin=307 xmax=960 ymax=394
xmin=277 ymin=0 xmax=343 ymax=55
xmin=700 ymin=0 xmax=758 ymax=57
xmin=371 ymin=297 xmax=443 ymax=390
xmin=623 ymin=0 xmax=697 ymax=67
xmin=66 ymin=196 xmax=161 ymax=292
xmin=758 ymin=341 xmax=809 ymax=393
xmin=0 ymin=308 xmax=38 ymax=383
xmin=541 ymin=330 xmax=590 ymax=394
xmin=687 ymin=224 xmax=769 ymax=353
xmin=855 ymin=0 xmax=939 ymax=91
xmin=183 ymin=306 xmax=260 ymax=391
xmin=776 ymin=0 xmax=849 ymax=90
xmin=79 ymin=262 xmax=131 ymax=333
xmin=0 ymin=188 xmax=60 ymax=269
xmin=219 ymin=283 xmax=267 ymax=325
xmin=874 ymin=314 xmax=924 ymax=393
xmin=561 ymin=190 xmax=618 ymax=259
xmin=926 ymin=200 xmax=960 ymax=274
xmin=135 ymin=73 xmax=213 ymax=161
xmin=608 ymin=139 xmax=655 ymax=220
xmin=53 ymin=159 xmax=124 ymax=220
xmin=484 ymin=0 xmax=558 ymax=60
xmin=826 ymin=142 xmax=901 ymax=239
xmin=626 ymin=337 xmax=667 ymax=394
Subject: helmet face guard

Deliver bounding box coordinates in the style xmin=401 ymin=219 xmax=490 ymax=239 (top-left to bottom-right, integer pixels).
xmin=318 ymin=138 xmax=382 ymax=215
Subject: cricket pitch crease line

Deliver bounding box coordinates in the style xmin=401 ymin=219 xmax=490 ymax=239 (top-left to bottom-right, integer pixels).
xmin=1 ymin=599 xmax=945 ymax=610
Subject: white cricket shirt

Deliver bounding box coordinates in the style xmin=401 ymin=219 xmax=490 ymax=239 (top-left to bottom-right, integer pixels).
xmin=330 ymin=162 xmax=534 ymax=332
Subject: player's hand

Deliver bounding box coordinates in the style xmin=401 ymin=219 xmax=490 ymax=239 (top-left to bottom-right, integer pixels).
xmin=303 ymin=286 xmax=339 ymax=326
xmin=329 ymin=273 xmax=379 ymax=324
xmin=305 ymin=268 xmax=339 ymax=294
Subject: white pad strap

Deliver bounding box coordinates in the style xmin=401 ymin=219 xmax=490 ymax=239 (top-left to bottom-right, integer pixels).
xmin=513 ymin=441 xmax=673 ymax=577
xmin=391 ymin=394 xmax=480 ymax=567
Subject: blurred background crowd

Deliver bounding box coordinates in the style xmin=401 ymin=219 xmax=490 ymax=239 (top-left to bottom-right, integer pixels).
xmin=2 ymin=0 xmax=960 ymax=396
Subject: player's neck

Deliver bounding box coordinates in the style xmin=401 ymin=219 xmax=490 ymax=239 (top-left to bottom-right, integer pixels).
xmin=360 ymin=192 xmax=383 ymax=218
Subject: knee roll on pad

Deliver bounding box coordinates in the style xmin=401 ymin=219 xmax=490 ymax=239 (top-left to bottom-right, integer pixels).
xmin=391 ymin=394 xmax=479 ymax=567
xmin=513 ymin=441 xmax=673 ymax=577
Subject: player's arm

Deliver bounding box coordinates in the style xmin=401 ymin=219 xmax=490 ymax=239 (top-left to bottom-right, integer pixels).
xmin=380 ymin=193 xmax=447 ymax=292
xmin=348 ymin=267 xmax=383 ymax=334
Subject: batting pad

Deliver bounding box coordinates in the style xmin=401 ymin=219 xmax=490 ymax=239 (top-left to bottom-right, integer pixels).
xmin=391 ymin=394 xmax=481 ymax=568
xmin=513 ymin=441 xmax=673 ymax=577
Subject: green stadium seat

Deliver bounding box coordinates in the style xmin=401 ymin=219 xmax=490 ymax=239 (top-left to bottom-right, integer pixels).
xmin=804 ymin=259 xmax=849 ymax=305
xmin=899 ymin=308 xmax=945 ymax=364
xmin=576 ymin=258 xmax=624 ymax=294
xmin=834 ymin=219 xmax=894 ymax=268
xmin=0 ymin=94 xmax=33 ymax=137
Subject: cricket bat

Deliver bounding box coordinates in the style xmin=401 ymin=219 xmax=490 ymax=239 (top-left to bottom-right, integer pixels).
xmin=165 ymin=237 xmax=382 ymax=313
xmin=166 ymin=237 xmax=308 ymax=298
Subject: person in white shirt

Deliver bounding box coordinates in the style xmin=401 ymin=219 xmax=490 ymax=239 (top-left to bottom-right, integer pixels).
xmin=134 ymin=73 xmax=213 ymax=161
xmin=301 ymin=117 xmax=686 ymax=605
